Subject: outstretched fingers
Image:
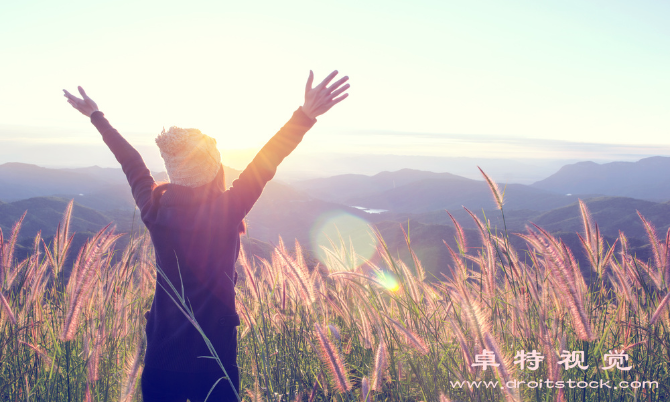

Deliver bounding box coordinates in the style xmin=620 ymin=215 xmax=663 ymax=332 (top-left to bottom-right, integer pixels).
xmin=315 ymin=70 xmax=339 ymax=90
xmin=329 ymin=83 xmax=350 ymax=99
xmin=302 ymin=70 xmax=350 ymax=118
xmin=330 ymin=93 xmax=349 ymax=106
xmin=63 ymin=89 xmax=83 ymax=103
xmin=63 ymin=86 xmax=99 ymax=117
xmin=78 ymin=86 xmax=89 ymax=99
xmin=326 ymin=76 xmax=349 ymax=94
xmin=320 ymin=93 xmax=349 ymax=115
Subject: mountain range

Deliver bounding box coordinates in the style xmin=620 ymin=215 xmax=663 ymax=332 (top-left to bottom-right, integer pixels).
xmin=532 ymin=156 xmax=670 ymax=201
xmin=2 ymin=156 xmax=670 ymax=279
xmin=293 ymin=169 xmax=595 ymax=212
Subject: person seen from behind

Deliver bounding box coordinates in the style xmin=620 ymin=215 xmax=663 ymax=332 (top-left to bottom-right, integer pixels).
xmin=62 ymin=70 xmax=350 ymax=401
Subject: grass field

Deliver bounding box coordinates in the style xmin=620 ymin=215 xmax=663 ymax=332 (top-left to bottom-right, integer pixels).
xmin=1 ymin=174 xmax=669 ymax=401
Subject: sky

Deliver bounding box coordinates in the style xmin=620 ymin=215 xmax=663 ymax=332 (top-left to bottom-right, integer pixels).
xmin=1 ymin=0 xmax=669 ymax=171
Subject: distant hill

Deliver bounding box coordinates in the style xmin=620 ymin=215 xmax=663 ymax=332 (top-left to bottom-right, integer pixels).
xmin=0 ymin=197 xmax=112 ymax=239
xmin=245 ymin=181 xmax=372 ymax=245
xmin=295 ymin=169 xmax=597 ymax=213
xmin=532 ymin=156 xmax=670 ymax=201
xmin=1 ymin=196 xmax=278 ymax=272
xmin=380 ymin=196 xmax=670 ymax=240
xmin=0 ymin=163 xmax=111 ymax=201
xmin=0 ymin=197 xmax=131 ymax=265
xmin=351 ymin=180 xmax=594 ymax=213
xmin=0 ymin=162 xmax=242 ymax=210
xmin=533 ymin=197 xmax=670 ymax=240
xmin=293 ymin=169 xmax=472 ymax=204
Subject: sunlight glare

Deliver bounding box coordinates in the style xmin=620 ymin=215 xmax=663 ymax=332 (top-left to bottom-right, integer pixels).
xmin=375 ymin=270 xmax=400 ymax=292
xmin=309 ymin=210 xmax=377 ymax=269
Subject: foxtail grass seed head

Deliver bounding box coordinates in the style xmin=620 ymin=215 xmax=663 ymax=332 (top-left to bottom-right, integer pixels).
xmin=383 ymin=314 xmax=429 ymax=354
xmin=361 ymin=377 xmax=370 ymax=402
xmin=446 ymin=210 xmax=468 ymax=252
xmin=484 ymin=334 xmax=521 ymax=402
xmin=328 ymin=324 xmax=341 ymax=342
xmin=314 ymin=323 xmax=352 ymax=393
xmin=119 ymin=340 xmax=144 ymax=402
xmin=371 ymin=341 xmax=389 ymax=391
xmin=0 ymin=292 xmax=16 ymax=326
xmin=478 ymin=167 xmax=504 ymax=209
xmin=578 ymin=199 xmax=595 ymax=245
xmin=650 ymin=291 xmax=670 ymax=325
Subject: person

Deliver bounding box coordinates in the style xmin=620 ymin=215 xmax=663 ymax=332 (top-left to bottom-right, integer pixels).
xmin=63 ymin=70 xmax=349 ymax=401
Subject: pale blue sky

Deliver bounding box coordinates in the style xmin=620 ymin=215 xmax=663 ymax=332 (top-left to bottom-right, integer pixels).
xmin=1 ymin=0 xmax=668 ymax=167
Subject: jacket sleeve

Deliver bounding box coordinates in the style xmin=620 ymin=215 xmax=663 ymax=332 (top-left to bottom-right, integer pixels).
xmin=90 ymin=111 xmax=156 ymax=214
xmin=224 ymin=107 xmax=316 ymax=222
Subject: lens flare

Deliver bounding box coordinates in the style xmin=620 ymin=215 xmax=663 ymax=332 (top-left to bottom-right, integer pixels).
xmin=310 ymin=210 xmax=377 ymax=269
xmin=375 ymin=271 xmax=400 ymax=292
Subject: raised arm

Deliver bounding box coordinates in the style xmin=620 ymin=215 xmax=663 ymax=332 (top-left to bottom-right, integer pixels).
xmin=63 ymin=86 xmax=155 ymax=214
xmin=225 ymin=70 xmax=350 ymax=222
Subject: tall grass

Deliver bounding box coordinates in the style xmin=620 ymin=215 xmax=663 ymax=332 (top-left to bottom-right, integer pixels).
xmin=0 ymin=200 xmax=152 ymax=401
xmin=2 ymin=171 xmax=670 ymax=400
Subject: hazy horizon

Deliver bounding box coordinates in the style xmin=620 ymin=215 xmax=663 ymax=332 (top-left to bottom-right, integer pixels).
xmin=2 ymin=122 xmax=670 ymax=183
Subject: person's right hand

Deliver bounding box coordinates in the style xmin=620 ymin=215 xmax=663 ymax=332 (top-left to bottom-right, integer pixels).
xmin=301 ymin=70 xmax=349 ymax=120
xmin=63 ymin=86 xmax=99 ymax=117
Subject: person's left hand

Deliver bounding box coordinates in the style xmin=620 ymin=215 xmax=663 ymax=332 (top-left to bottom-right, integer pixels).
xmin=302 ymin=70 xmax=349 ymax=120
xmin=63 ymin=86 xmax=99 ymax=117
